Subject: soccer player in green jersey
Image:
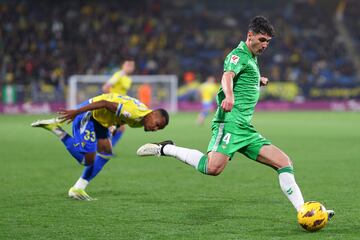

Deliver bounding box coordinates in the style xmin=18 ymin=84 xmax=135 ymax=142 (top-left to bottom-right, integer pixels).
xmin=137 ymin=16 xmax=334 ymax=220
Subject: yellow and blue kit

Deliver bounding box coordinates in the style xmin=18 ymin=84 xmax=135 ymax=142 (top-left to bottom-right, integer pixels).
xmin=106 ymin=70 xmax=132 ymax=95
xmin=200 ymin=81 xmax=219 ymax=104
xmin=199 ymin=81 xmax=219 ymax=116
xmin=72 ymin=94 xmax=151 ymax=153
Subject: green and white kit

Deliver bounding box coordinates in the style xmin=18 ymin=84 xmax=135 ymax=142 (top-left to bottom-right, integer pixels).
xmin=207 ymin=41 xmax=271 ymax=160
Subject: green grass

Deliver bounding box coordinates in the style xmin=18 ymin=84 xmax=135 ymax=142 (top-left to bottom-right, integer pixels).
xmin=0 ymin=112 xmax=359 ymax=239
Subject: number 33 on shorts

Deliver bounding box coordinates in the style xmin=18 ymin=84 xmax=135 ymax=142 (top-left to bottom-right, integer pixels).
xmin=84 ymin=130 xmax=96 ymax=142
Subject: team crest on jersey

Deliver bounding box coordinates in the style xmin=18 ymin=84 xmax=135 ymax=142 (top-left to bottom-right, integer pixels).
xmin=230 ymin=55 xmax=239 ymax=64
xmin=122 ymin=111 xmax=131 ymax=118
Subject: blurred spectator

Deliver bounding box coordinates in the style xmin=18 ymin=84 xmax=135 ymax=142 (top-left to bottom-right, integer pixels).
xmin=196 ymin=75 xmax=219 ymax=125
xmin=178 ymin=71 xmax=200 ymax=102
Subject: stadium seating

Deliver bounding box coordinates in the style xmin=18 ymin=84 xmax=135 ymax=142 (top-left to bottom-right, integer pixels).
xmin=0 ymin=0 xmax=358 ymax=102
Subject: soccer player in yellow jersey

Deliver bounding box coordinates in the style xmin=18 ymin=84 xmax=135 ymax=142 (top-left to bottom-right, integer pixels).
xmin=102 ymin=60 xmax=135 ymax=95
xmin=31 ymin=93 xmax=169 ymax=200
xmin=196 ymin=76 xmax=219 ymax=125
xmin=102 ymin=59 xmax=135 ymax=147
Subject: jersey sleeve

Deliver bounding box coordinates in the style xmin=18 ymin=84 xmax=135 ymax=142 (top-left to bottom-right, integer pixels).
xmin=91 ymin=93 xmax=122 ymax=116
xmin=223 ymin=50 xmax=247 ymax=75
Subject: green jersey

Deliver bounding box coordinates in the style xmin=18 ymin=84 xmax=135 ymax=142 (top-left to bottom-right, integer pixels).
xmin=213 ymin=41 xmax=261 ymax=126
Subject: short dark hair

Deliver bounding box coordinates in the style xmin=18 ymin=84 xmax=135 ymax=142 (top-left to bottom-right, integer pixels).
xmin=248 ymin=16 xmax=275 ymax=37
xmin=156 ymin=108 xmax=169 ymax=126
xmin=121 ymin=56 xmax=135 ymax=63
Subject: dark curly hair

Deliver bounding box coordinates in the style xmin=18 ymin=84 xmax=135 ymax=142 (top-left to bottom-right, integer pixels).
xmin=156 ymin=108 xmax=169 ymax=126
xmin=248 ymin=16 xmax=275 ymax=37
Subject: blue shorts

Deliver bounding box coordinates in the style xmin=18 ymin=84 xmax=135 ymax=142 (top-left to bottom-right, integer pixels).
xmin=72 ymin=101 xmax=110 ymax=153
xmin=201 ymin=102 xmax=213 ymax=115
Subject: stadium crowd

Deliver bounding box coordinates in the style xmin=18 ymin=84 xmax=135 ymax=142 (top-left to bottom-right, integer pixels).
xmin=343 ymin=0 xmax=360 ymax=50
xmin=0 ymin=0 xmax=358 ymax=99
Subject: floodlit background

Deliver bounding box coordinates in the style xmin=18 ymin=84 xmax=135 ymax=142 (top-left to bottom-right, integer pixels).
xmin=1 ymin=0 xmax=359 ymax=111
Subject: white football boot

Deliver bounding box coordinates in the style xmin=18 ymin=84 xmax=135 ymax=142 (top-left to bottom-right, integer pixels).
xmin=137 ymin=140 xmax=174 ymax=157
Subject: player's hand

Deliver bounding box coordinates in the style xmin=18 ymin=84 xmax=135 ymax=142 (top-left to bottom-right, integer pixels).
xmin=260 ymin=77 xmax=269 ymax=86
xmin=58 ymin=109 xmax=78 ymax=124
xmin=109 ymin=125 xmax=117 ymax=135
xmin=221 ymin=96 xmax=234 ymax=112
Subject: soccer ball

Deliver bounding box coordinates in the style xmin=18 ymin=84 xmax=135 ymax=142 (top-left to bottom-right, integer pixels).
xmin=297 ymin=201 xmax=328 ymax=232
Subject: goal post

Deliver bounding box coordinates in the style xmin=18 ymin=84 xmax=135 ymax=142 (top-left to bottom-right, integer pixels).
xmin=68 ymin=75 xmax=178 ymax=113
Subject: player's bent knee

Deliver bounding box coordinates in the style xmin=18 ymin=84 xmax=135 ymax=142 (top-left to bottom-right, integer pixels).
xmin=206 ymin=152 xmax=228 ymax=176
xmin=207 ymin=168 xmax=223 ymax=176
xmin=206 ymin=165 xmax=224 ymax=176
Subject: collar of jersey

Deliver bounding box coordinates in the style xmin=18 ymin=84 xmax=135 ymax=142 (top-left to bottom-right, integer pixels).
xmin=237 ymin=41 xmax=255 ymax=59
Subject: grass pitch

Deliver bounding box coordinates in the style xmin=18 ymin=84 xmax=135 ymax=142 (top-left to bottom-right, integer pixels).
xmin=0 ymin=112 xmax=359 ymax=239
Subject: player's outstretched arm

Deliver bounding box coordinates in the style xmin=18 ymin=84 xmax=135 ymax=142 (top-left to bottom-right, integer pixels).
xmin=102 ymin=83 xmax=112 ymax=93
xmin=58 ymin=100 xmax=118 ymax=123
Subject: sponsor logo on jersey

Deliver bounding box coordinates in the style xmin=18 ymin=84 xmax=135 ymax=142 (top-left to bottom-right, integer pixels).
xmin=230 ymin=55 xmax=239 ymax=64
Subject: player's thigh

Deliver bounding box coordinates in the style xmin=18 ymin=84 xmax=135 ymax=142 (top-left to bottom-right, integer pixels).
xmin=206 ymin=123 xmax=240 ymax=173
xmin=257 ymin=144 xmax=292 ymax=169
xmin=73 ymin=112 xmax=97 ymax=153
xmin=93 ymin=118 xmax=112 ymax=154
xmin=239 ymin=134 xmax=271 ymax=161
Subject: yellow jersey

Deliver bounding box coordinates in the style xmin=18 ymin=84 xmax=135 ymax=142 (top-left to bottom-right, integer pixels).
xmin=200 ymin=82 xmax=219 ymax=103
xmin=90 ymin=94 xmax=152 ymax=128
xmin=107 ymin=70 xmax=132 ymax=95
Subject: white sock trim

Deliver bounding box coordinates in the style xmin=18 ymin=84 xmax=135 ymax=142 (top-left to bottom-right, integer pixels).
xmin=73 ymin=178 xmax=89 ymax=190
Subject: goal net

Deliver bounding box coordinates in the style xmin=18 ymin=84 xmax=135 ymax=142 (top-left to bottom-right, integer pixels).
xmin=68 ymin=75 xmax=178 ymax=112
